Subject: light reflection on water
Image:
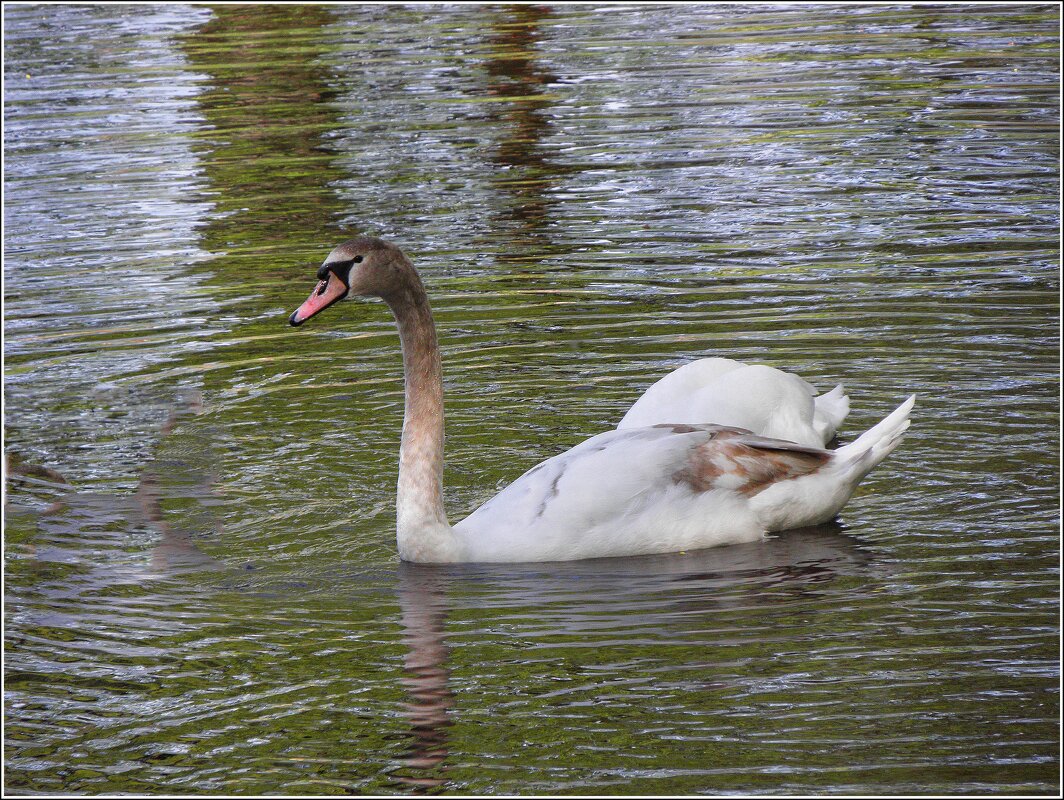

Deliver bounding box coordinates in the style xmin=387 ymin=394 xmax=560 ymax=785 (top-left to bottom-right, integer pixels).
xmin=4 ymin=3 xmax=1058 ymax=795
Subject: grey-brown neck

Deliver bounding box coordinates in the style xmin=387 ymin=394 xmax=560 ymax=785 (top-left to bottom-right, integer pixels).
xmin=383 ymin=271 xmax=459 ymax=562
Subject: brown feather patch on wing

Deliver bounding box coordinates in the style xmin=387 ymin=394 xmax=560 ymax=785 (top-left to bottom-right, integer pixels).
xmin=674 ymin=429 xmax=830 ymax=496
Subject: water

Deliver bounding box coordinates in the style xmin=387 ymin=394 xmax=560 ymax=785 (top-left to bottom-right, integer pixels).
xmin=3 ymin=4 xmax=1058 ymax=795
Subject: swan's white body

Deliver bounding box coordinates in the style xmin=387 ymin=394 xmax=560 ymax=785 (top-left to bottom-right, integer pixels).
xmin=618 ymin=358 xmax=850 ymax=448
xmin=450 ymin=399 xmax=911 ymax=563
xmin=290 ymin=238 xmax=915 ymax=564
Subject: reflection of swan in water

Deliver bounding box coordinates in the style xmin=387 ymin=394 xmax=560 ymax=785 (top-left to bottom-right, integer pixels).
xmin=134 ymin=390 xmax=223 ymax=574
xmin=5 ymin=389 xmax=221 ymax=599
xmin=389 ymin=563 xmax=454 ymax=791
xmin=444 ymin=523 xmax=881 ymax=621
xmin=388 ymin=523 xmax=879 ymax=787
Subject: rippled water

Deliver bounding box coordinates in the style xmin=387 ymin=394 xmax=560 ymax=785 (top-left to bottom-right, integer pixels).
xmin=4 ymin=4 xmax=1059 ymax=795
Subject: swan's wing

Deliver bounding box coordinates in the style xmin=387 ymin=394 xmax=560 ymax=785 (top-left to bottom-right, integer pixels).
xmin=618 ymin=358 xmax=745 ymax=429
xmin=620 ymin=360 xmax=839 ymax=448
xmin=455 ymin=424 xmax=831 ymax=561
xmin=674 ymin=428 xmax=830 ymax=495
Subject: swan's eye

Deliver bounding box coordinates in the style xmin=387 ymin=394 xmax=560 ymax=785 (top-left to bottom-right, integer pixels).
xmin=353 ymin=255 xmax=364 ymax=263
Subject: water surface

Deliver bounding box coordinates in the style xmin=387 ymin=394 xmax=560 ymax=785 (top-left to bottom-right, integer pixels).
xmin=4 ymin=4 xmax=1059 ymax=795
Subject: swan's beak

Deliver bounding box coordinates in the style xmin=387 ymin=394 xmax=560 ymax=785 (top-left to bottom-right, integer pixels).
xmin=289 ymin=271 xmax=348 ymax=326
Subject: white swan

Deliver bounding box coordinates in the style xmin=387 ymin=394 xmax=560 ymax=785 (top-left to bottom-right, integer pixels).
xmin=289 ymin=238 xmax=914 ymax=564
xmin=618 ymin=358 xmax=850 ymax=448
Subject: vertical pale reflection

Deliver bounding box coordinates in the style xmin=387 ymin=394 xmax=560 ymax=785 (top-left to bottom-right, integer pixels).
xmin=390 ymin=562 xmax=455 ymax=791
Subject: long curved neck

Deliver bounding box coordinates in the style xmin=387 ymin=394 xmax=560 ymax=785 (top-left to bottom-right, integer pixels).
xmin=384 ymin=275 xmax=458 ymax=562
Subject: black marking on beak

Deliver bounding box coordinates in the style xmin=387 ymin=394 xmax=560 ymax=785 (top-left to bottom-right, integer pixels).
xmin=317 ymin=255 xmax=362 ymax=284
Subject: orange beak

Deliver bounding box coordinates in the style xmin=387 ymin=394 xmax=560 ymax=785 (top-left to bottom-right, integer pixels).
xmin=289 ymin=271 xmax=348 ymax=326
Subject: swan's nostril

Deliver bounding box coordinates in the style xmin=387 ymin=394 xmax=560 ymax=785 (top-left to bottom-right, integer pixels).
xmin=315 ymin=279 xmax=328 ymax=296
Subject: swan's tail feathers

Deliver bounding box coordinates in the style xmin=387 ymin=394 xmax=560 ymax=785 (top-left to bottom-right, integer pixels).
xmin=814 ymin=384 xmax=850 ymax=441
xmin=834 ymin=395 xmax=915 ymax=481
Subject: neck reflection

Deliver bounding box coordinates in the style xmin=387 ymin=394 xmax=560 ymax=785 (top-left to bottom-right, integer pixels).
xmin=391 ymin=562 xmax=455 ymax=791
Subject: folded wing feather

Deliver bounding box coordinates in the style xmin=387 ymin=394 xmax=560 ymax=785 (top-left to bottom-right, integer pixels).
xmin=671 ymin=426 xmax=831 ymax=496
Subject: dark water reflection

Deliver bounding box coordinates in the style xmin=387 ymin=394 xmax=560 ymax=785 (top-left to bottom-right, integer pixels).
xmin=482 ymin=5 xmax=568 ymax=251
xmin=181 ymin=5 xmax=350 ymax=254
xmin=4 ymin=3 xmax=1059 ymax=795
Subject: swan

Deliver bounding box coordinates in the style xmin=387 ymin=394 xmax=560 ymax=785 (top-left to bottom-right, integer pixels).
xmin=289 ymin=237 xmax=914 ymax=564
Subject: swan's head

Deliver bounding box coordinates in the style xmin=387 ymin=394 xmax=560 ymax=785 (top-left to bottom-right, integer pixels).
xmin=288 ymin=237 xmax=412 ymax=326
